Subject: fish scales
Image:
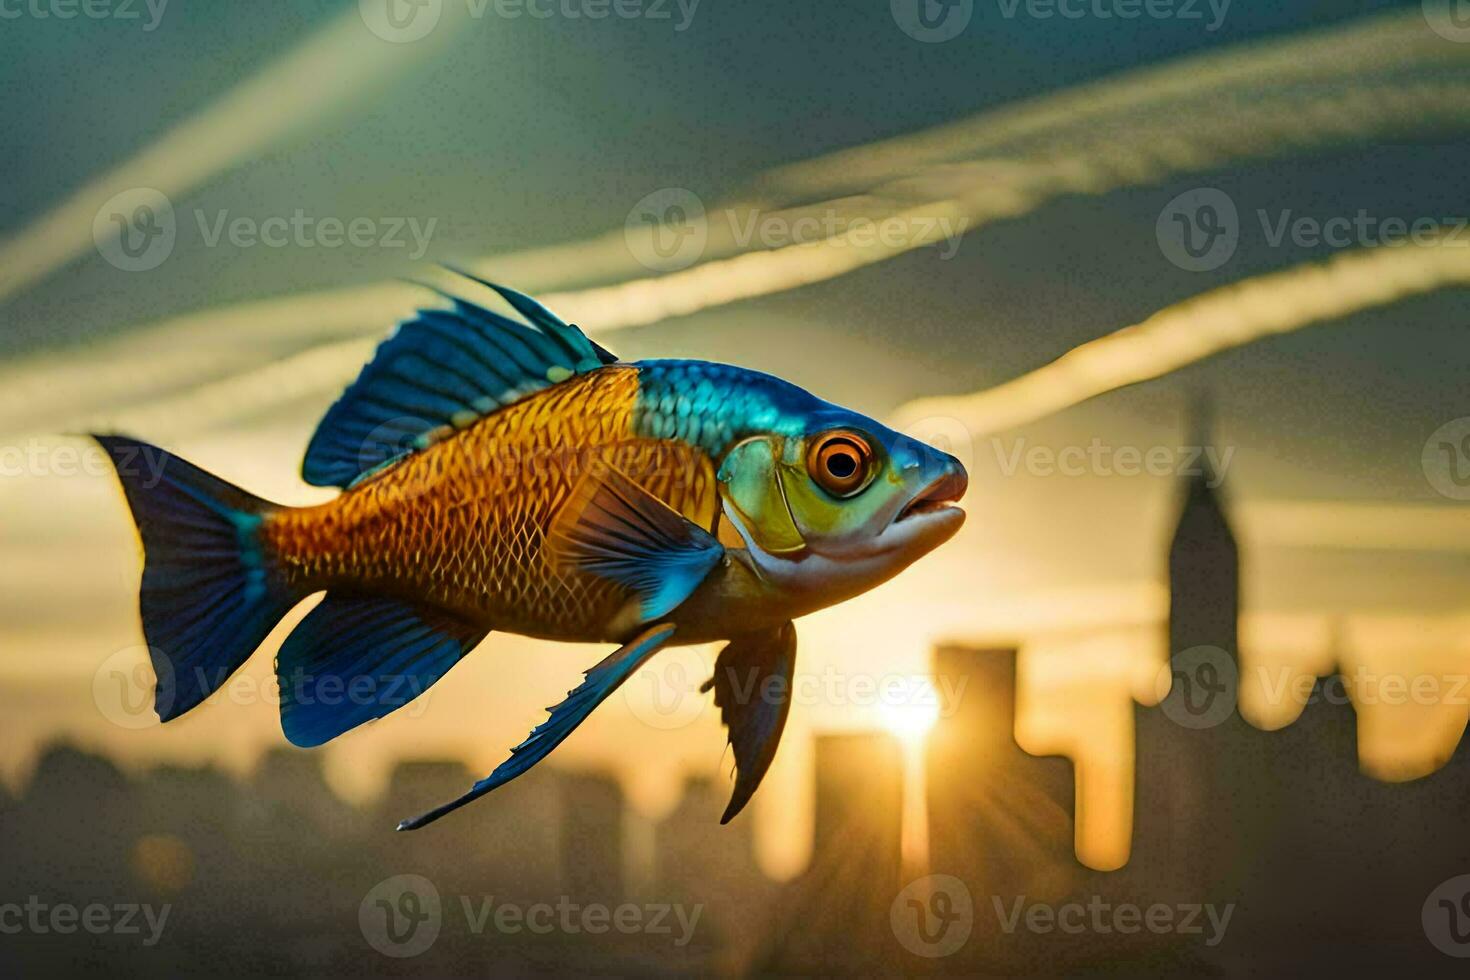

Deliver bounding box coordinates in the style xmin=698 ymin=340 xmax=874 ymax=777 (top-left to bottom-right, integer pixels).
xmin=261 ymin=366 xmax=719 ymax=638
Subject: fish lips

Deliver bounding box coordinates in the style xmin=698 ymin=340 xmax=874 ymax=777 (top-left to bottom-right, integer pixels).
xmin=896 ymin=470 xmax=968 ymax=525
xmin=855 ymin=469 xmax=968 ymax=560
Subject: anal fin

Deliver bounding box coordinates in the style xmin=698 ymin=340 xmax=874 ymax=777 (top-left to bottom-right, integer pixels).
xmin=275 ymin=593 xmax=489 ymax=747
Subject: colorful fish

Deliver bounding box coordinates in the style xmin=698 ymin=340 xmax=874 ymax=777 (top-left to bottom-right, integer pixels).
xmin=95 ymin=273 xmax=967 ymax=828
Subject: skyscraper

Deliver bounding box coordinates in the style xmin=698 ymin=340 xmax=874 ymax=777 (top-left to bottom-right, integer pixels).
xmin=758 ymin=731 xmax=905 ymax=972
xmin=926 ymin=645 xmax=1078 ymax=906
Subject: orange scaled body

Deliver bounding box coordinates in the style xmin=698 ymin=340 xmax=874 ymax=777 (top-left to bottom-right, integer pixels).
xmin=262 ymin=366 xmax=719 ymax=640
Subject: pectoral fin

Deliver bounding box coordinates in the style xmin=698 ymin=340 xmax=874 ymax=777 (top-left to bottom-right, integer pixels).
xmin=700 ymin=622 xmax=798 ymax=823
xmin=397 ymin=623 xmax=675 ymax=831
xmin=546 ymin=457 xmax=724 ymax=623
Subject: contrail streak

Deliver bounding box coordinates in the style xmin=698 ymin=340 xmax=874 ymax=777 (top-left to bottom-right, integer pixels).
xmin=5 ymin=9 xmax=1469 ymax=438
xmin=892 ymin=234 xmax=1470 ymax=435
xmin=28 ymin=74 xmax=1470 ymax=442
xmin=0 ymin=4 xmax=461 ymax=305
xmin=749 ymin=6 xmax=1463 ymax=203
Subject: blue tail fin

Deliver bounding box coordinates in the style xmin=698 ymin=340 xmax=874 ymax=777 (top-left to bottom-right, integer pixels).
xmin=93 ymin=435 xmax=295 ymax=721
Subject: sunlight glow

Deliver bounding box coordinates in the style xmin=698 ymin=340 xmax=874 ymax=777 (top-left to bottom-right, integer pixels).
xmin=878 ymin=675 xmax=942 ymax=744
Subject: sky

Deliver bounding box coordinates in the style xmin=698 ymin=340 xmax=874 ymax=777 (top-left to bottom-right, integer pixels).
xmin=1 ymin=0 xmax=1467 ymax=877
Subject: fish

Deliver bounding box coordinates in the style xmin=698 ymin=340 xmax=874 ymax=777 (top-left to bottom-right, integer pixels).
xmin=94 ymin=272 xmax=967 ymax=829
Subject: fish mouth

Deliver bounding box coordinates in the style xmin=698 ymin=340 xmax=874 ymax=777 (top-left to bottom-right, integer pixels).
xmin=896 ymin=470 xmax=968 ymax=524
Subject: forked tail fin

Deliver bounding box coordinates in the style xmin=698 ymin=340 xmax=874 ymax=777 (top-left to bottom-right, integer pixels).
xmin=93 ymin=435 xmax=295 ymax=721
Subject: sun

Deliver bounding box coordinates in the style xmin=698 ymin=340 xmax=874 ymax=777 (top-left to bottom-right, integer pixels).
xmin=878 ymin=675 xmax=942 ymax=745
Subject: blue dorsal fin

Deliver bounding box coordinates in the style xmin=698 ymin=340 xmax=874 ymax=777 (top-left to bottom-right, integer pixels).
xmin=444 ymin=266 xmax=618 ymax=372
xmin=302 ymin=276 xmax=620 ymax=488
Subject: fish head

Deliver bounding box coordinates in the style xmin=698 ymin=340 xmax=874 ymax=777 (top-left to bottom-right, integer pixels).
xmin=715 ymin=404 xmax=967 ymax=599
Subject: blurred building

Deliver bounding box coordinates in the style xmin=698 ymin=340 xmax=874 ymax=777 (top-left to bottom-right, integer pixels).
xmin=1125 ymin=415 xmax=1470 ymax=972
xmin=927 ymin=645 xmax=1078 ymax=908
xmin=757 ymin=731 xmax=906 ymax=972
xmin=6 ymin=416 xmax=1470 ymax=977
xmin=880 ymin=413 xmax=1470 ymax=974
xmin=654 ymin=775 xmax=777 ymax=972
xmin=251 ymin=746 xmax=357 ymax=834
xmin=557 ymin=770 xmax=625 ymax=904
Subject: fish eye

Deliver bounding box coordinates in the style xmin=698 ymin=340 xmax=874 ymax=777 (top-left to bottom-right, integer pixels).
xmin=807 ymin=430 xmax=875 ymax=498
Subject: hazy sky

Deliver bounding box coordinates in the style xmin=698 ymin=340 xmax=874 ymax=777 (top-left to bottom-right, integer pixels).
xmin=1 ymin=0 xmax=1466 ymax=875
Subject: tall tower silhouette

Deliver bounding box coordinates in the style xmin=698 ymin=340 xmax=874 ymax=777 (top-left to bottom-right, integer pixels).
xmin=758 ymin=732 xmax=906 ymax=973
xmin=1130 ymin=398 xmax=1263 ymax=902
xmin=926 ymin=646 xmax=1078 ymax=906
xmin=1167 ymin=397 xmax=1239 ymax=661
